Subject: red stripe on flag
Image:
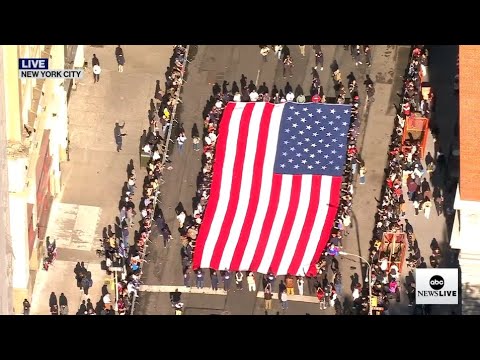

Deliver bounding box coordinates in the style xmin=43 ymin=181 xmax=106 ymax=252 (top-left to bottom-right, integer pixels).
xmin=209 ymin=103 xmax=256 ymax=269
xmin=269 ymin=175 xmax=303 ymax=275
xmin=229 ymin=103 xmax=274 ymax=270
xmin=192 ymin=102 xmax=237 ymax=270
xmin=247 ymin=174 xmax=283 ymax=271
xmin=306 ymin=177 xmax=342 ymax=276
xmin=286 ymin=175 xmax=322 ymax=275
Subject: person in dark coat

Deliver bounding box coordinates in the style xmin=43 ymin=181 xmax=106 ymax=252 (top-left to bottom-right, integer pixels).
xmin=59 ymin=293 xmax=69 ymax=315
xmin=211 ymin=271 xmax=219 ymax=291
xmin=115 ymin=45 xmax=125 ymax=72
xmin=81 ymin=272 xmax=93 ymax=295
xmin=114 ymin=122 xmax=127 ymax=152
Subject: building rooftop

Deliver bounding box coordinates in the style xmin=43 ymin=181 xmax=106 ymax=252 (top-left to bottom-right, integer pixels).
xmin=459 ymin=45 xmax=480 ymax=202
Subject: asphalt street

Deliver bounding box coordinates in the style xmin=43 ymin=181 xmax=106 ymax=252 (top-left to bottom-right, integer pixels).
xmin=136 ymin=45 xmax=408 ymax=315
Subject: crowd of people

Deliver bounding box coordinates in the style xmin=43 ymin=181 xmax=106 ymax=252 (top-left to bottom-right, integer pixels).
xmin=307 ymin=49 xmax=370 ymax=315
xmin=170 ymin=46 xmax=374 ymax=315
xmin=364 ymin=45 xmax=436 ymax=314
xmin=95 ymin=45 xmax=189 ymax=315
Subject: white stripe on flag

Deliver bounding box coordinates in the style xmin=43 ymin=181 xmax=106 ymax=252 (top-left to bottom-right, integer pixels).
xmin=218 ymin=102 xmax=265 ymax=270
xmin=295 ymin=176 xmax=333 ymax=275
xmin=200 ymin=103 xmax=245 ymax=269
xmin=276 ymin=175 xmax=313 ymax=275
xmin=257 ymin=175 xmax=293 ymax=274
xmin=240 ymin=104 xmax=284 ymax=270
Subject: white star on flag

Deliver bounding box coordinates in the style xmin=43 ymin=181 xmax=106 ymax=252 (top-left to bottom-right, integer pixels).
xmin=292 ymin=123 xmax=298 ymax=128
xmin=316 ymin=109 xmax=322 ymax=113
xmin=344 ymin=109 xmax=349 ymax=114
xmin=330 ymin=109 xmax=336 ymax=114
xmin=280 ymin=164 xmax=286 ymax=168
xmin=307 ymin=165 xmax=313 ymax=169
xmin=302 ymin=159 xmax=307 ymax=164
xmin=308 ymin=113 xmax=313 ymax=117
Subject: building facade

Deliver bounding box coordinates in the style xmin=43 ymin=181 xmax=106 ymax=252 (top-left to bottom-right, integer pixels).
xmin=450 ymin=45 xmax=480 ymax=315
xmin=1 ymin=45 xmax=84 ymax=313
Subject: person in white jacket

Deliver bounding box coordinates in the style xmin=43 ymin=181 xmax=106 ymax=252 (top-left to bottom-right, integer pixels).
xmin=280 ymin=290 xmax=288 ymax=310
xmin=247 ymin=272 xmax=256 ymax=292
xmin=297 ymin=277 xmax=304 ymax=296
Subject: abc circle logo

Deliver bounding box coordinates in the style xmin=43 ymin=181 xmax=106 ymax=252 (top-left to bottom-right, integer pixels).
xmin=429 ymin=275 xmax=445 ymax=290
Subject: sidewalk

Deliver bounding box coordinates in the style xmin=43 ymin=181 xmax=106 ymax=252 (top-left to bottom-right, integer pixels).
xmin=30 ymin=45 xmax=173 ymax=314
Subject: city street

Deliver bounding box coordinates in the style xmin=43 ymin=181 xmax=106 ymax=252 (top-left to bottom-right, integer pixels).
xmin=135 ymin=45 xmax=410 ymax=315
xmin=29 ymin=45 xmax=457 ymax=316
xmin=30 ymin=45 xmax=173 ymax=314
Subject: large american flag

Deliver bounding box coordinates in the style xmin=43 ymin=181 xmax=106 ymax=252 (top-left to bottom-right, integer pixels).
xmin=192 ymin=101 xmax=351 ymax=276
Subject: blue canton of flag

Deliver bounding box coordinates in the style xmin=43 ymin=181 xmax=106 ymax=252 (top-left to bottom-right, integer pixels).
xmin=274 ymin=103 xmax=351 ymax=176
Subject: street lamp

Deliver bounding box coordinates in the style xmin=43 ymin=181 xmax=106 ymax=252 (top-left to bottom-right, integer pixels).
xmin=338 ymin=251 xmax=373 ymax=315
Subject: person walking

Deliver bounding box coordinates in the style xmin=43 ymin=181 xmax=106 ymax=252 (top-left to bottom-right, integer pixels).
xmin=211 ymin=271 xmax=219 ymax=291
xmin=280 ymin=290 xmax=288 ymax=310
xmin=93 ymin=62 xmax=101 ymax=83
xmin=274 ymin=45 xmax=283 ymax=60
xmin=299 ymin=45 xmax=306 ymax=57
xmin=314 ymin=49 xmax=324 ymax=70
xmin=115 ymin=45 xmax=125 ymax=72
xmin=223 ymin=269 xmax=231 ymax=292
xmin=364 ymin=45 xmax=371 ymax=67
xmin=235 ymin=271 xmax=243 ymax=290
xmin=283 ymin=55 xmax=294 ymax=79
xmin=192 ymin=136 xmax=200 ymax=151
xmin=354 ymin=45 xmax=363 ymax=66
xmin=260 ymin=46 xmax=270 ymax=62
xmin=176 ymin=132 xmax=187 ymax=153
xmin=285 ymin=275 xmax=295 ymax=295
xmin=359 ymin=162 xmax=367 ymax=184
xmin=422 ymin=197 xmax=432 ymax=219
xmin=59 ymin=293 xmax=69 ymax=315
xmin=23 ymin=299 xmax=31 ymax=315
xmin=196 ymin=269 xmax=205 ymax=289
xmin=297 ymin=276 xmax=304 ymax=296
xmin=264 ymin=284 xmax=273 ymax=312
xmin=247 ymin=272 xmax=256 ymax=292
xmin=183 ymin=267 xmax=191 ymax=288
xmin=81 ymin=272 xmax=93 ymax=295
xmin=114 ymin=122 xmax=127 ymax=152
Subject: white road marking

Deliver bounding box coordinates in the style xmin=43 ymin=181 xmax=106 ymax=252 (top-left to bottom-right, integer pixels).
xmin=139 ymin=285 xmax=319 ymax=303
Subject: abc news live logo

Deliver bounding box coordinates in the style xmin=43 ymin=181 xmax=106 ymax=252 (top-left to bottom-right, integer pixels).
xmin=415 ymin=268 xmax=459 ymax=305
xmin=18 ymin=58 xmax=84 ymax=79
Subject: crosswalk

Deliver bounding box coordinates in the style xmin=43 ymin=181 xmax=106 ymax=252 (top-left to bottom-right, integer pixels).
xmin=139 ymin=284 xmax=319 ymax=303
